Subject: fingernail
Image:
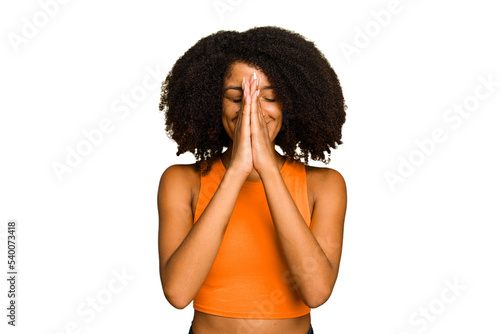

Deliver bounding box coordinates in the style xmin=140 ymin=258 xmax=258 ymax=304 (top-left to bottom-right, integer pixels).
xmin=242 ymin=77 xmax=245 ymax=88
xmin=253 ymin=72 xmax=257 ymax=80
xmin=257 ymin=89 xmax=260 ymax=97
xmin=244 ymin=91 xmax=247 ymax=98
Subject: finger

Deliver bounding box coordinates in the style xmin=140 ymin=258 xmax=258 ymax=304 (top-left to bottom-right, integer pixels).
xmin=258 ymin=99 xmax=270 ymax=137
xmin=234 ymin=77 xmax=247 ymax=137
xmin=242 ymin=76 xmax=249 ymax=104
xmin=244 ymin=75 xmax=252 ymax=104
xmin=238 ymin=77 xmax=244 ymax=114
xmin=252 ymin=72 xmax=258 ymax=94
xmin=250 ymin=86 xmax=260 ymax=134
xmin=250 ymin=73 xmax=258 ymax=115
xmin=256 ymin=94 xmax=263 ymax=120
xmin=242 ymin=76 xmax=251 ymax=129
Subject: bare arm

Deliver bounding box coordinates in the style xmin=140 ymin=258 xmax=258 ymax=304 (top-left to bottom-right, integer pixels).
xmin=158 ymin=74 xmax=255 ymax=309
xmin=245 ymin=70 xmax=347 ymax=308
xmin=250 ymin=70 xmax=347 ymax=307
xmin=158 ymin=165 xmax=246 ymax=309
xmin=260 ymin=167 xmax=347 ymax=308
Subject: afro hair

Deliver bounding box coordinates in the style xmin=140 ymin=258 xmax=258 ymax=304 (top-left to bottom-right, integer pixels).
xmin=159 ymin=26 xmax=346 ymax=175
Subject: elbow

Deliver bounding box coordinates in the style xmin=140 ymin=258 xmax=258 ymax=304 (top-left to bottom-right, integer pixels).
xmin=163 ymin=286 xmax=192 ymax=309
xmin=160 ymin=265 xmax=193 ymax=309
xmin=168 ymin=297 xmax=191 ymax=310
xmin=303 ymin=277 xmax=337 ymax=309
xmin=304 ymin=291 xmax=331 ymax=309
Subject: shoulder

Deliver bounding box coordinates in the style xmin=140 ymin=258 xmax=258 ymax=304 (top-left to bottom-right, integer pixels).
xmin=158 ymin=163 xmax=200 ymax=198
xmin=159 ymin=163 xmax=200 ymax=183
xmin=305 ymin=165 xmax=346 ymax=203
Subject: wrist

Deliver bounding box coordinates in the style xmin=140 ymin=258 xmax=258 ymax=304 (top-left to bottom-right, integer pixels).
xmin=258 ymin=164 xmax=281 ymax=183
xmin=223 ymin=167 xmax=248 ymax=186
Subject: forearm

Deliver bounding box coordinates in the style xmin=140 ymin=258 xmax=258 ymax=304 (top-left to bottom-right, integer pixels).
xmin=162 ymin=170 xmax=245 ymax=308
xmin=261 ymin=168 xmax=336 ymax=308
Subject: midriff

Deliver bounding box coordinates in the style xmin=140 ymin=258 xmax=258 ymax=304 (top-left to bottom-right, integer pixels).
xmin=192 ymin=310 xmax=311 ymax=334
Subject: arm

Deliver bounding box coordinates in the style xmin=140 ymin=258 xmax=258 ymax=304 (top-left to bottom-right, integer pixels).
xmin=260 ymin=167 xmax=347 ymax=308
xmin=158 ymin=73 xmax=255 ymax=309
xmin=247 ymin=72 xmax=347 ymax=308
xmin=157 ymin=164 xmax=245 ymax=309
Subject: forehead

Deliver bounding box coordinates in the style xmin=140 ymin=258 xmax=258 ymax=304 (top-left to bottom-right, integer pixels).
xmin=225 ymin=62 xmax=270 ymax=84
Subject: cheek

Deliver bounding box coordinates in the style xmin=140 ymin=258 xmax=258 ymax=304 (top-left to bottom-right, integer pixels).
xmin=264 ymin=104 xmax=283 ymax=119
xmin=222 ymin=101 xmax=240 ymax=117
xmin=221 ymin=105 xmax=236 ymax=138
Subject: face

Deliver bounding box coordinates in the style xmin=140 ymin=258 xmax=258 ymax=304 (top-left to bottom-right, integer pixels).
xmin=221 ymin=62 xmax=283 ymax=144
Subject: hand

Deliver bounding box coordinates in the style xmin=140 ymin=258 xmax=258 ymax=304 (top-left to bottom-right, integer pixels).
xmin=227 ymin=75 xmax=254 ymax=179
xmin=247 ymin=73 xmax=279 ymax=175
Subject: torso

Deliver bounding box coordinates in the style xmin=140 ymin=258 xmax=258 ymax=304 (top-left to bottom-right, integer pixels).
xmin=182 ymin=154 xmax=327 ymax=334
xmin=189 ymin=154 xmax=320 ymax=224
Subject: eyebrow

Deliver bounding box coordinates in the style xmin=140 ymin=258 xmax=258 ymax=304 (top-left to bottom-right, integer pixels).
xmin=223 ymin=85 xmax=276 ymax=92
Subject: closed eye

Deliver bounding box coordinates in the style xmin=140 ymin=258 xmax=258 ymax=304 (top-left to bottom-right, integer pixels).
xmin=227 ymin=97 xmax=274 ymax=103
xmin=233 ymin=98 xmax=275 ymax=102
xmin=224 ymin=95 xmax=242 ymax=103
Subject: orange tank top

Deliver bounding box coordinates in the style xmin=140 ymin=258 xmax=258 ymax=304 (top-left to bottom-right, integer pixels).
xmin=192 ymin=155 xmax=312 ymax=319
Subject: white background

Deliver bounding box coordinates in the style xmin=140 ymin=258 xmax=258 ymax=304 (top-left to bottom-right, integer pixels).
xmin=1 ymin=0 xmax=499 ymax=333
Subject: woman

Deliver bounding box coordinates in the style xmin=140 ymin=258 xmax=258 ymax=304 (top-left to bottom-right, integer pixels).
xmin=158 ymin=26 xmax=347 ymax=334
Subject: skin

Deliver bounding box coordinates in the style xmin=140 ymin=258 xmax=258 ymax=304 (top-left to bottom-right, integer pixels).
xmin=158 ymin=62 xmax=347 ymax=334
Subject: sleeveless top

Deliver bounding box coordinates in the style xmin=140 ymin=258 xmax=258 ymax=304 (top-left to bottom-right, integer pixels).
xmin=192 ymin=155 xmax=312 ymax=319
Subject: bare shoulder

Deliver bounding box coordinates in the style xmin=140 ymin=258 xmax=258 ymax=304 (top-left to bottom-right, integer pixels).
xmin=305 ymin=164 xmax=347 ymax=202
xmin=158 ymin=163 xmax=200 ymax=198
xmin=159 ymin=162 xmax=200 ymax=180
xmin=157 ymin=163 xmax=201 ymax=284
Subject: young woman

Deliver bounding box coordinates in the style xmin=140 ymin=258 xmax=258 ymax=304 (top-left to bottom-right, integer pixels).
xmin=157 ymin=26 xmax=347 ymax=334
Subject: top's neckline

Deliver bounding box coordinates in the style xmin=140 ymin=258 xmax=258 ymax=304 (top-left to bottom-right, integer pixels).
xmin=217 ymin=155 xmax=290 ymax=189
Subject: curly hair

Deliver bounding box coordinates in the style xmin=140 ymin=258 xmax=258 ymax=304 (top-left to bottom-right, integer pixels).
xmin=159 ymin=26 xmax=347 ymax=175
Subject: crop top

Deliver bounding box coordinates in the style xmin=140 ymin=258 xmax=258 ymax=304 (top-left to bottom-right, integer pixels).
xmin=192 ymin=155 xmax=312 ymax=319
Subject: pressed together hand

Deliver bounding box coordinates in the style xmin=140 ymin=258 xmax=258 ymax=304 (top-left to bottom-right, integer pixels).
xmin=228 ymin=73 xmax=279 ymax=179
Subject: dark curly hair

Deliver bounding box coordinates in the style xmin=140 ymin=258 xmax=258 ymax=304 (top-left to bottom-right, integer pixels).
xmin=159 ymin=26 xmax=346 ymax=175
